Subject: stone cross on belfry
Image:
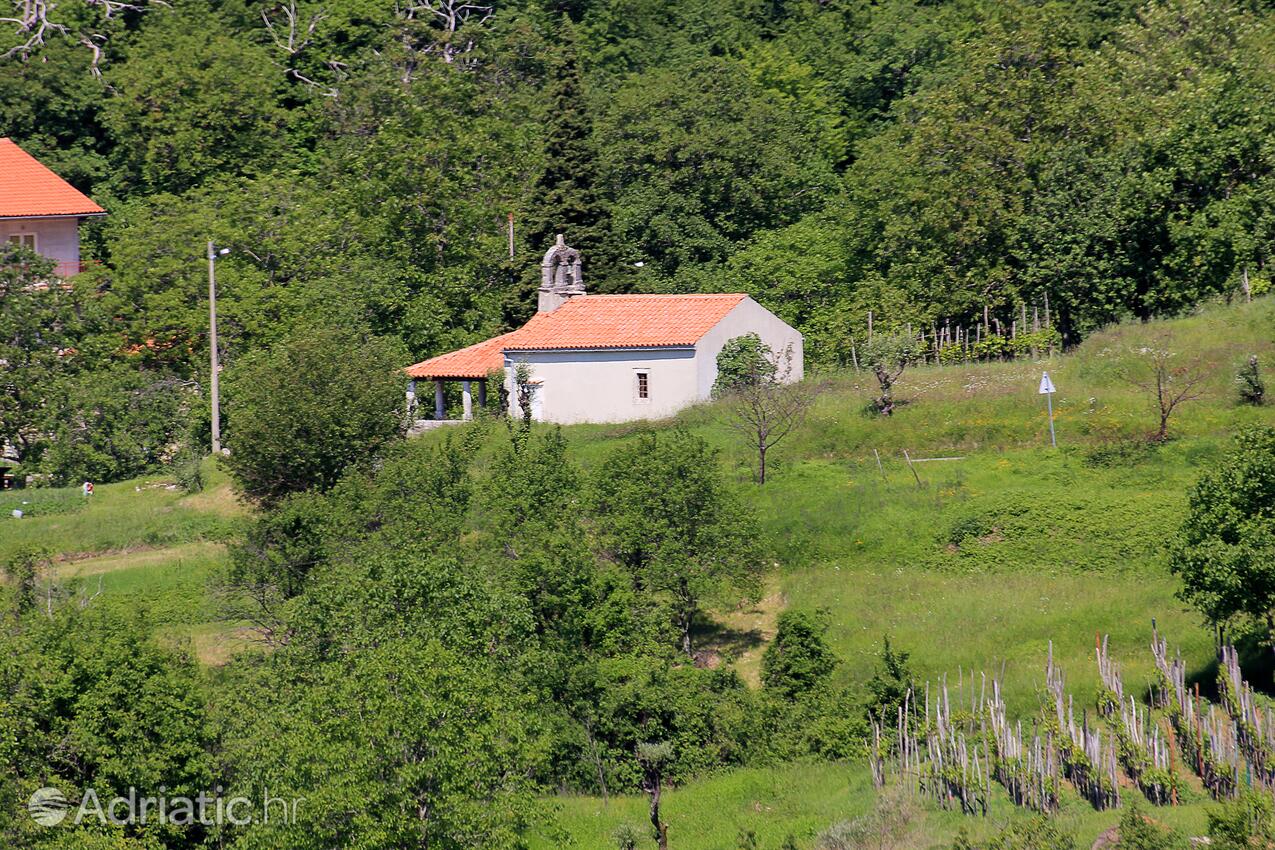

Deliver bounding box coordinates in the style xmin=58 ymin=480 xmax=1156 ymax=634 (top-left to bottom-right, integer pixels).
xmin=538 ymin=233 xmax=585 ymax=312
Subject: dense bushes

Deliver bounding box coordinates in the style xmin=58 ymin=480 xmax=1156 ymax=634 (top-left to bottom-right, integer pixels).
xmin=222 ymin=326 xmax=408 ymax=505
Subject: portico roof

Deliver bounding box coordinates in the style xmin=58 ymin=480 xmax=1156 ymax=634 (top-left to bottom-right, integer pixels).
xmin=405 ymin=294 xmax=748 ymax=380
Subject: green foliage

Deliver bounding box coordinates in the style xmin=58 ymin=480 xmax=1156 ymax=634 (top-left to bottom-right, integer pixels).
xmin=714 ymin=334 xmax=776 ymax=398
xmin=1116 ymin=804 xmax=1186 ymax=850
xmin=37 ymin=366 xmax=198 ymax=486
xmin=1170 ymin=427 xmax=1275 ymax=637
xmin=591 ymin=430 xmax=763 ymax=656
xmin=761 ymin=610 xmax=837 ymax=700
xmin=865 ymin=636 xmax=914 ymax=725
xmin=1238 ymin=355 xmax=1266 ymax=406
xmin=953 ymin=816 xmax=1076 ymax=850
xmin=2 ymin=546 xmax=46 ymax=616
xmin=613 ymin=823 xmax=641 ymax=850
xmin=1208 ymin=792 xmax=1275 ymax=850
xmin=224 ymin=640 xmax=538 ymax=850
xmin=222 ymin=325 xmax=407 ymax=505
xmin=0 ymin=604 xmax=213 ymax=848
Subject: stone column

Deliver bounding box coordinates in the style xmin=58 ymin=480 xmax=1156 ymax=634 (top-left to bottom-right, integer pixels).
xmin=434 ymin=379 xmax=445 ymax=420
xmin=462 ymin=380 xmax=473 ymax=421
xmin=477 ymin=379 xmax=487 ymax=409
xmin=406 ymin=379 xmax=417 ymax=418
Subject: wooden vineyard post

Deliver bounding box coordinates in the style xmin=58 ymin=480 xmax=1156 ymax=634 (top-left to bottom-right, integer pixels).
xmin=903 ymin=449 xmax=922 ymax=487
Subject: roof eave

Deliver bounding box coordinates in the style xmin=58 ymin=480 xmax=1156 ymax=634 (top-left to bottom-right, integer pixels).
xmin=502 ymin=344 xmax=696 ymax=354
xmin=0 ymin=211 xmax=106 ymax=221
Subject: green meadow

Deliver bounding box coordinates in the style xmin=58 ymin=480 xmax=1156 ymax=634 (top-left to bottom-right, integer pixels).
xmin=5 ymin=299 xmax=1273 ymax=847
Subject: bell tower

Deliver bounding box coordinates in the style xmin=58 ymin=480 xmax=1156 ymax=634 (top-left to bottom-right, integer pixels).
xmin=538 ymin=234 xmax=585 ymax=312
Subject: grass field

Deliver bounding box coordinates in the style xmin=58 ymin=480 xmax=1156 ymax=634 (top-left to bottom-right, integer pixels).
xmin=521 ymin=299 xmax=1275 ymax=848
xmin=3 ymin=298 xmax=1271 ymax=848
xmin=0 ymin=461 xmax=249 ymax=663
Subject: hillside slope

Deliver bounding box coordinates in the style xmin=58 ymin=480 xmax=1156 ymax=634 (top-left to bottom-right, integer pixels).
xmin=525 ymin=299 xmax=1275 ymax=848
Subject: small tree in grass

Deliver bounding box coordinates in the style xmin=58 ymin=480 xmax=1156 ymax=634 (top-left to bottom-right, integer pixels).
xmin=637 ymin=741 xmax=673 ymax=850
xmin=721 ymin=342 xmax=815 ymax=484
xmin=862 ymin=333 xmax=918 ymax=416
xmin=1120 ymin=336 xmax=1210 ymax=442
xmin=1237 ymin=355 xmax=1265 ymax=406
xmin=1171 ymin=427 xmax=1275 ymax=657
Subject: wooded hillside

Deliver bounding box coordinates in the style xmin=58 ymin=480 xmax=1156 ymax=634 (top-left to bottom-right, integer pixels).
xmin=8 ymin=0 xmax=1275 ymax=361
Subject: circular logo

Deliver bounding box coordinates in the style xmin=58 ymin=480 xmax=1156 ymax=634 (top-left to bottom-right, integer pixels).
xmin=28 ymin=787 xmax=69 ymax=827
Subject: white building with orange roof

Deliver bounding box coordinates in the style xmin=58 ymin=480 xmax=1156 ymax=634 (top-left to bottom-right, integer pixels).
xmin=405 ymin=235 xmax=803 ymax=425
xmin=0 ymin=138 xmax=105 ymax=277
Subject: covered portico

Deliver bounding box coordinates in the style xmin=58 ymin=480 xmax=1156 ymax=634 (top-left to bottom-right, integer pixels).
xmin=405 ymin=374 xmax=488 ymax=421
xmin=404 ymin=332 xmax=513 ymax=422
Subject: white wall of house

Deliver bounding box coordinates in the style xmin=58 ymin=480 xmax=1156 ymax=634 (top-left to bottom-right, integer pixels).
xmin=2 ymin=216 xmax=80 ymax=266
xmin=504 ymin=347 xmax=698 ymax=424
xmin=502 ymin=298 xmax=804 ymax=425
xmin=693 ymin=296 xmax=804 ymax=398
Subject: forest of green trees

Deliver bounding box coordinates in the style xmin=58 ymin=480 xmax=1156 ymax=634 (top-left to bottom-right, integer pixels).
xmin=5 ymin=0 xmax=1275 ymax=482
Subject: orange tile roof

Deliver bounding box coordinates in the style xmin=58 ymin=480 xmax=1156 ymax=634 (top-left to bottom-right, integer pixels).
xmin=0 ymin=138 xmax=105 ymax=218
xmin=405 ymin=294 xmax=747 ymax=379
xmin=406 ymin=331 xmax=520 ymax=380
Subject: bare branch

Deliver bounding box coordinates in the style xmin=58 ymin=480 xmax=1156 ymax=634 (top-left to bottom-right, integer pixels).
xmin=723 ymin=344 xmax=818 ymax=484
xmin=1 ymin=0 xmax=165 ymax=71
xmin=1121 ymin=335 xmax=1212 ymax=442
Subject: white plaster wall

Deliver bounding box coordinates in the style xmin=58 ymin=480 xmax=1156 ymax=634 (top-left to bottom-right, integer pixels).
xmin=3 ymin=217 xmax=80 ymax=264
xmin=694 ymin=297 xmax=804 ymax=398
xmin=504 ymin=348 xmax=698 ymax=424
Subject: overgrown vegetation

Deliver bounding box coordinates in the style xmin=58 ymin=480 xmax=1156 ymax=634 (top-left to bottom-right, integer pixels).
xmin=9 ymin=0 xmax=1275 ymax=484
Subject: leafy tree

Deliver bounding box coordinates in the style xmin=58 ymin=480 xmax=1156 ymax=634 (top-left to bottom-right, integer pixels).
xmin=1170 ymin=427 xmax=1275 ymax=653
xmin=0 ymin=249 xmax=90 ymax=464
xmin=713 ymin=333 xmax=776 ymax=397
xmin=591 ymin=431 xmax=762 ymax=657
xmin=222 ymin=325 xmax=407 ymax=505
xmin=37 ymin=366 xmax=197 ymax=485
xmin=0 ymin=604 xmax=214 ymax=849
xmin=862 ymin=333 xmax=917 ymax=416
xmin=525 ymin=16 xmax=611 ymax=285
xmin=101 ymin=5 xmax=288 ymax=194
xmin=224 ymin=640 xmax=538 ymax=850
xmin=597 ymin=57 xmax=835 ymax=280
xmin=761 ymin=610 xmax=837 ymax=700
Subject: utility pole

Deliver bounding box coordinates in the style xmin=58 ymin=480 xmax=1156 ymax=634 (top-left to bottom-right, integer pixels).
xmin=208 ymin=241 xmax=229 ymax=455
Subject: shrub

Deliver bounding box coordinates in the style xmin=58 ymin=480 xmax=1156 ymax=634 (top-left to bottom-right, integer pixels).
xmin=1209 ymin=792 xmax=1275 ymax=850
xmin=762 ymin=610 xmax=837 ymax=700
xmin=1237 ymin=355 xmax=1265 ymax=406
xmin=714 ymin=333 xmax=776 ymax=397
xmin=1170 ymin=427 xmax=1275 ymax=643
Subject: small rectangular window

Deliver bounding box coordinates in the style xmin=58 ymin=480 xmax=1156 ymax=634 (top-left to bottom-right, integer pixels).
xmin=8 ymin=234 xmax=35 ymax=251
xmin=636 ymin=371 xmax=649 ymax=400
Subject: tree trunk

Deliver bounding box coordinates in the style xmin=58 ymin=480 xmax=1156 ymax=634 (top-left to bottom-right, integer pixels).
xmin=678 ymin=584 xmax=694 ymax=658
xmin=758 ymin=442 xmax=767 ymax=484
xmin=649 ymin=780 xmax=668 ymax=850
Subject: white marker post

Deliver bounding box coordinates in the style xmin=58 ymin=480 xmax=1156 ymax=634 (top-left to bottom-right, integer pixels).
xmin=1039 ymin=371 xmax=1057 ymax=448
